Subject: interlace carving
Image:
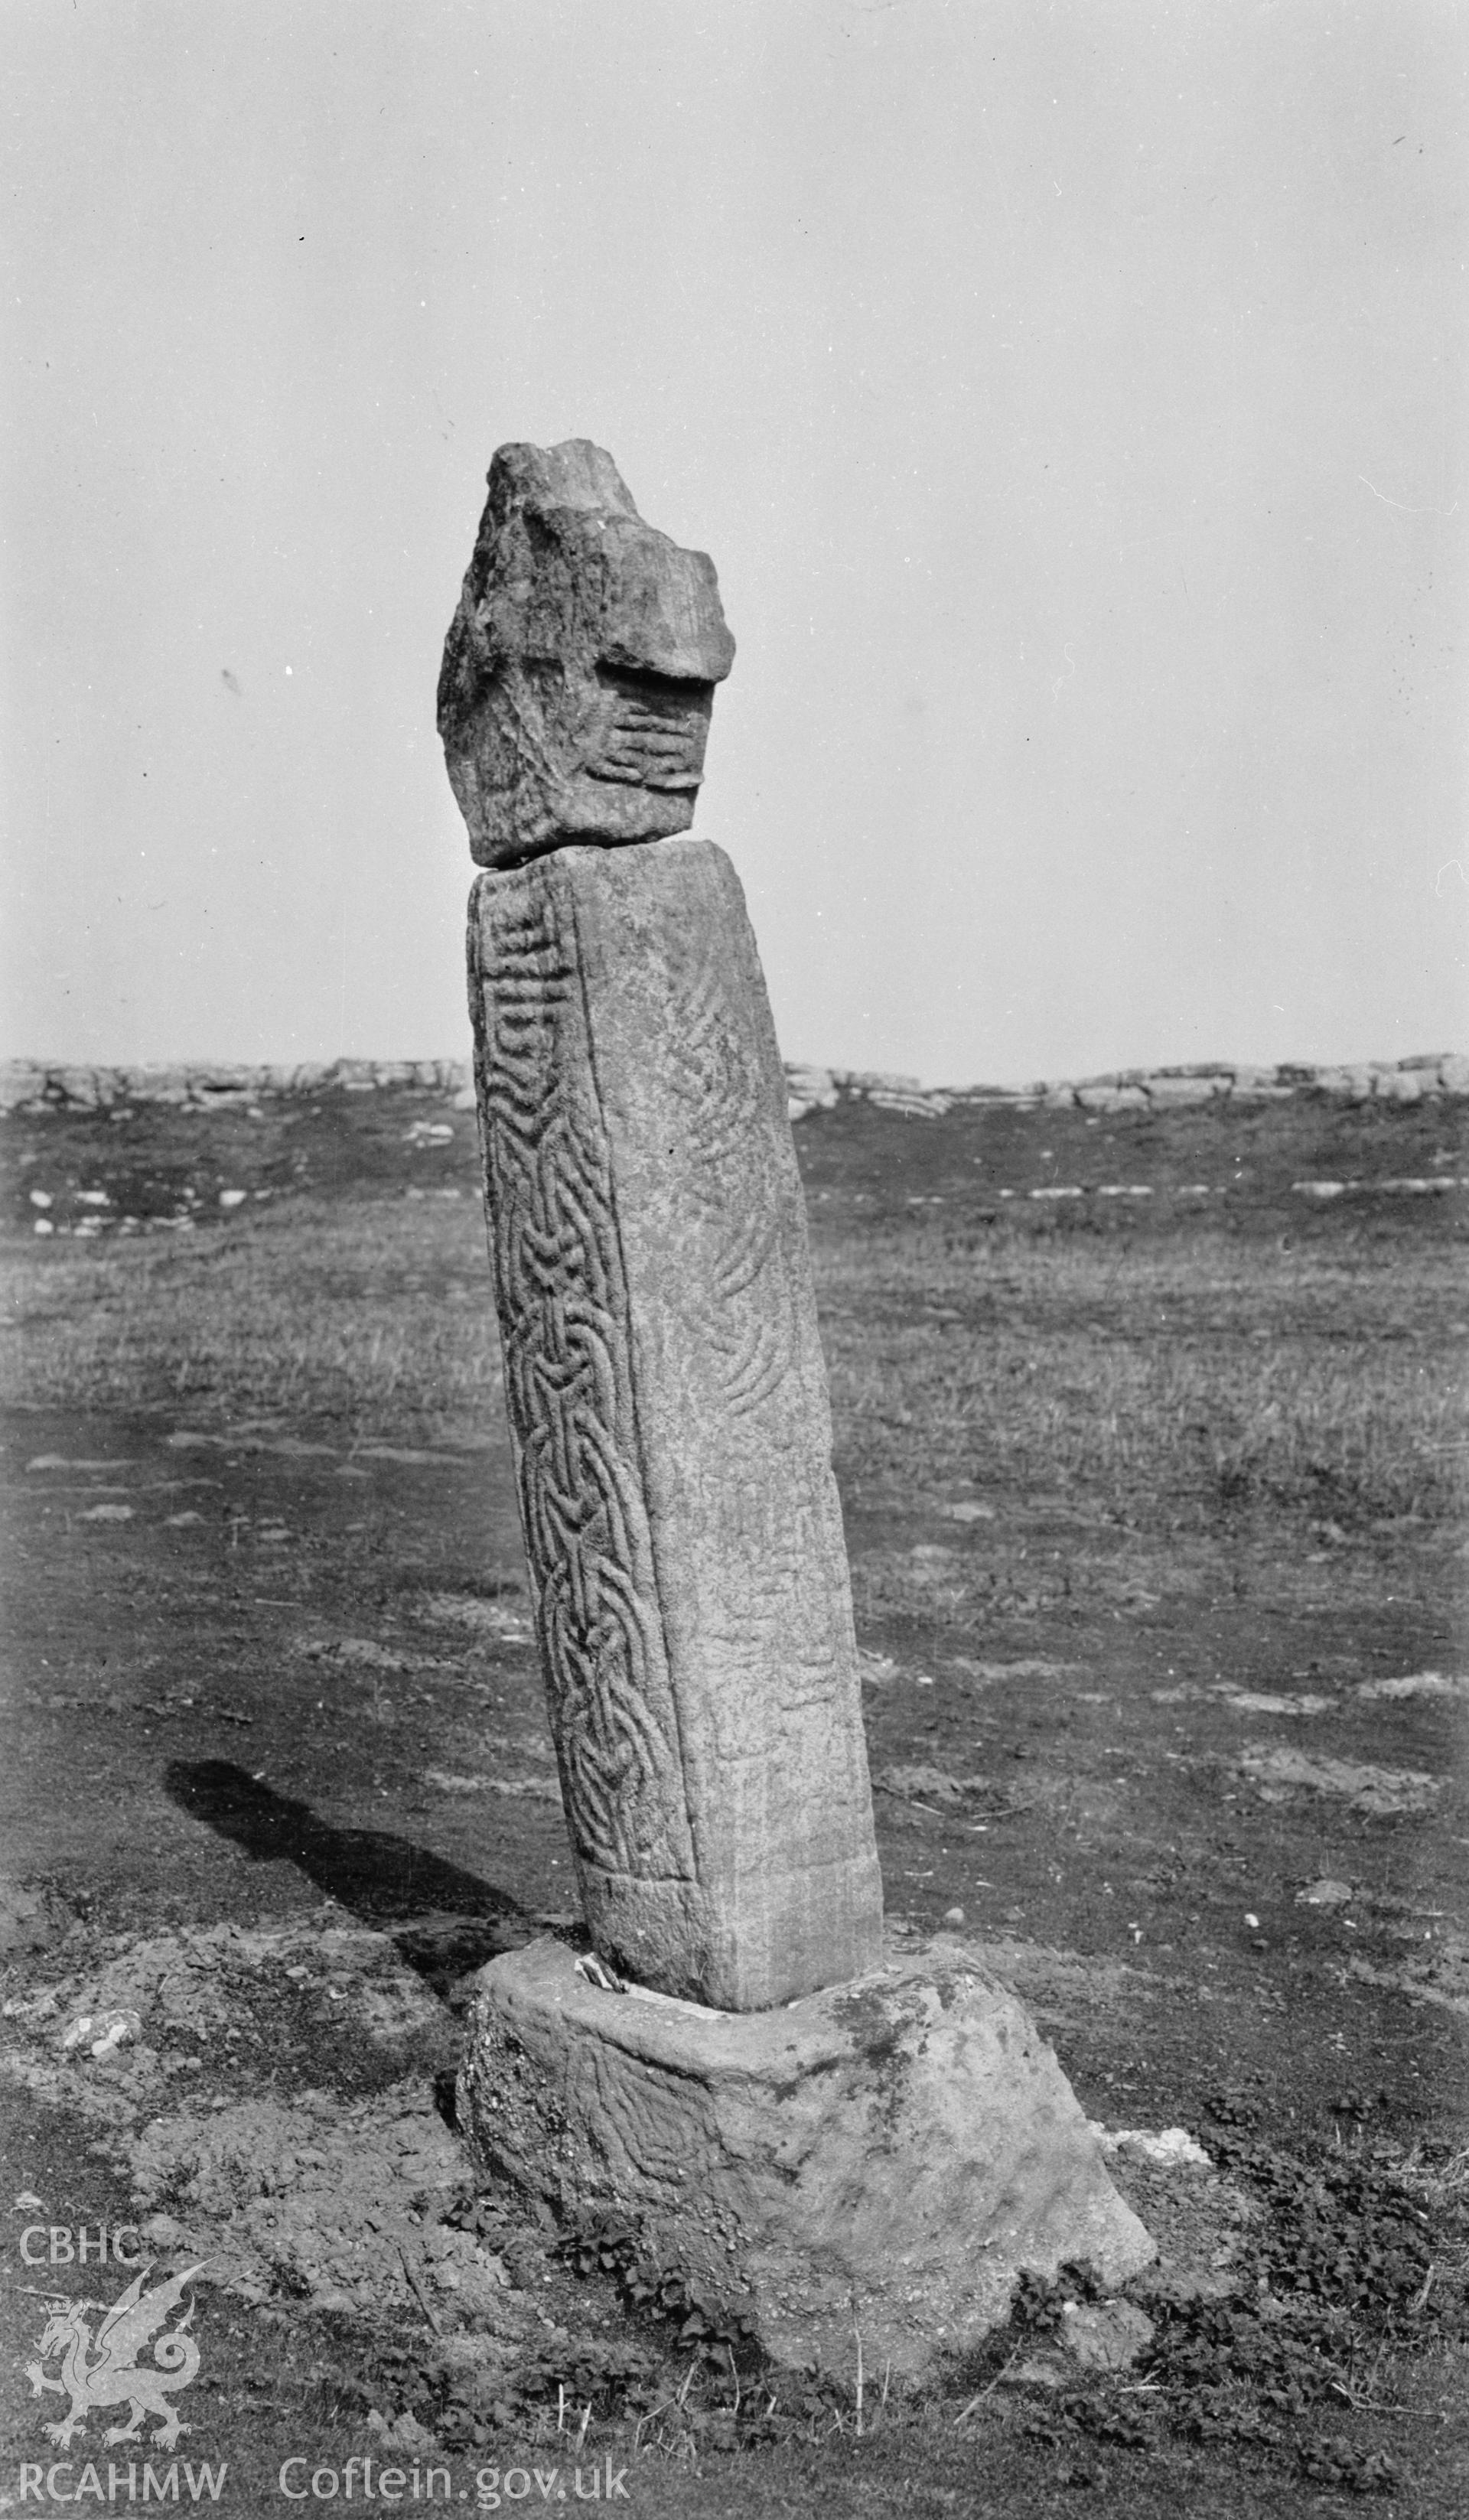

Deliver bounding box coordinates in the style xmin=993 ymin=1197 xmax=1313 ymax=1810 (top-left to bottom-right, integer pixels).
xmin=474 ymin=884 xmax=693 ymax=1883
xmin=660 ymin=946 xmax=796 ymax=1420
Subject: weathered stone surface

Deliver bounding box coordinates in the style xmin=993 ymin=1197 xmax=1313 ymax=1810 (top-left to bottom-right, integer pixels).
xmin=784 ymin=1063 xmax=840 ymax=1119
xmin=1142 ymin=1074 xmax=1219 ymax=1107
xmin=467 ymin=835 xmax=882 ymax=2010
xmin=1077 ymin=1084 xmax=1148 ymax=1113
xmin=1315 ymin=1064 xmax=1376 ymax=1100
xmin=459 ymin=1934 xmax=1155 ymax=2375
xmin=438 ymin=440 xmax=734 ymax=870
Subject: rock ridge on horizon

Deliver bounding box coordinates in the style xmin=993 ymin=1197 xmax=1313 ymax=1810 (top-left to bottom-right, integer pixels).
xmin=2 ymin=1049 xmax=1464 ymax=1118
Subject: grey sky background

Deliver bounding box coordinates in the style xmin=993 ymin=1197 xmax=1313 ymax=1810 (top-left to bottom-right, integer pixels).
xmin=4 ymin=0 xmax=1464 ymax=1086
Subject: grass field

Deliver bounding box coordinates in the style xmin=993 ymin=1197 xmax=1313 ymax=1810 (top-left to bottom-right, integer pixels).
xmin=8 ymin=1148 xmax=1463 ymax=1525
xmin=3 ymin=1199 xmax=503 ymax=1432
xmin=2 ymin=1080 xmax=1466 ymax=2516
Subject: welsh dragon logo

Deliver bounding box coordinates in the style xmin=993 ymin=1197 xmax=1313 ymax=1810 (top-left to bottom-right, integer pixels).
xmin=25 ymin=2261 xmax=207 ymax=2450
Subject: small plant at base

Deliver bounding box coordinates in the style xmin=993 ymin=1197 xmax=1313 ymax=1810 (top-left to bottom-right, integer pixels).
xmin=557 ymin=2210 xmax=875 ymax=2450
xmin=454 ymin=2339 xmax=662 ymax=2446
xmin=1057 ymin=2391 xmax=1151 ymax=2450
xmin=1296 ymin=2436 xmax=1404 ymax=2494
xmin=559 ymin=2207 xmax=763 ymax=2372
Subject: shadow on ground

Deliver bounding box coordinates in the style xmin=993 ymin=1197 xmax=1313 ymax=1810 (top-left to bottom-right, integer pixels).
xmin=165 ymin=1758 xmax=534 ymax=1987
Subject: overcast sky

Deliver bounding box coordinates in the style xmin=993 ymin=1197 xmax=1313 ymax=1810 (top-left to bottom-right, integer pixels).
xmin=4 ymin=0 xmax=1464 ymax=1085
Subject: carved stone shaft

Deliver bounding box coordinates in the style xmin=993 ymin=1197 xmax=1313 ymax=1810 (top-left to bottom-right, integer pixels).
xmin=467 ymin=835 xmax=884 ymax=2010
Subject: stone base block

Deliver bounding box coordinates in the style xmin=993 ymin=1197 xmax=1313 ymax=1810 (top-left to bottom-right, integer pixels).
xmin=458 ymin=1936 xmax=1154 ymax=2375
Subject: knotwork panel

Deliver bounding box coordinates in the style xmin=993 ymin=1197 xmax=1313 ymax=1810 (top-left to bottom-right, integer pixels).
xmin=471 ymin=872 xmax=693 ymax=1885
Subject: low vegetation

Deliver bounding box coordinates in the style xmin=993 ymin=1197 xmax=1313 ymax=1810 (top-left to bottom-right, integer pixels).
xmin=2 ymin=1200 xmax=500 ymax=1436
xmin=816 ymin=1219 xmax=1465 ymax=1535
xmin=6 ymin=1202 xmax=1461 ymax=1543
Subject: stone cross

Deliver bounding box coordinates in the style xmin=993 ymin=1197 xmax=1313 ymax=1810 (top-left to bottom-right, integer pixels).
xmin=440 ymin=441 xmax=884 ymax=2010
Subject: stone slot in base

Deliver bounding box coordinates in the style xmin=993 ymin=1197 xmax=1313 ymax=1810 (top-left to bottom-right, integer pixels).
xmin=458 ymin=1935 xmax=1155 ymax=2375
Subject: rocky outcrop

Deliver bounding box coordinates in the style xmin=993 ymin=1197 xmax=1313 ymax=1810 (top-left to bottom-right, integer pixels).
xmin=0 ymin=1057 xmax=475 ymax=1115
xmin=784 ymin=1052 xmax=1469 ymax=1122
xmin=3 ymin=1050 xmax=1464 ymax=1120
